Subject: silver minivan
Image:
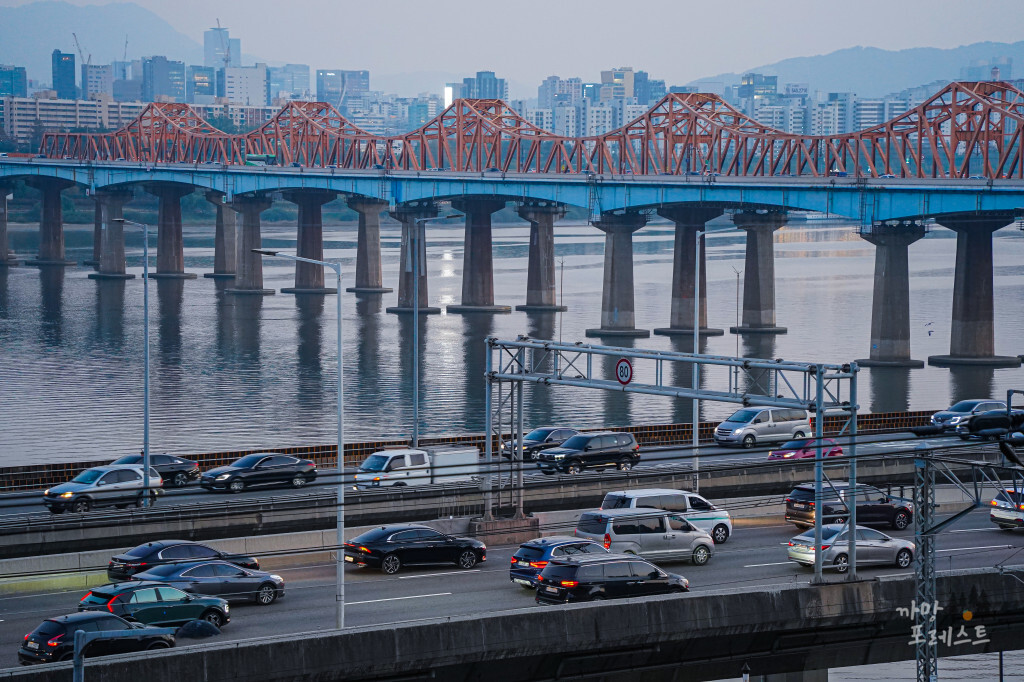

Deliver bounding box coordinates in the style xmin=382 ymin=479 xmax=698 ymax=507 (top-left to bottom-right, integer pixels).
xmin=713 ymin=406 xmax=811 ymax=448
xmin=575 ymin=508 xmax=714 ymax=565
xmin=600 ymin=488 xmax=733 ymax=543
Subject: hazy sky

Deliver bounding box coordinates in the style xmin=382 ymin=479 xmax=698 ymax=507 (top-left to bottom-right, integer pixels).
xmin=4 ymin=0 xmax=1024 ymax=94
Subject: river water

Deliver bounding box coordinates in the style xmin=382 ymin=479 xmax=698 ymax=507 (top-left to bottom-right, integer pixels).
xmin=2 ymin=217 xmax=1023 ymax=466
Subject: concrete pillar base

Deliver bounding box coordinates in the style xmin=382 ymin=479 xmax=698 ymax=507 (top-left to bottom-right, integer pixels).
xmin=224 ymin=288 xmax=276 ymax=296
xmin=856 ymin=357 xmax=925 ymax=368
xmin=149 ymin=272 xmax=198 ymax=280
xmin=23 ymin=259 xmax=77 ymax=267
xmin=386 ymin=305 xmax=442 ymax=315
xmin=346 ymin=286 xmax=393 ymax=294
xmin=203 ymin=272 xmax=235 ymax=280
xmin=514 ymin=304 xmax=567 ymax=312
xmin=446 ymin=304 xmax=512 ymax=314
xmin=82 ymin=259 xmax=99 ymax=267
xmin=927 ymin=354 xmax=1021 ymax=368
xmin=654 ymin=326 xmax=725 ymax=337
xmin=730 ymin=325 xmax=788 ymax=335
xmin=88 ymin=272 xmax=136 ymax=280
xmin=280 ymin=287 xmax=338 ymax=295
xmin=585 ymin=327 xmax=651 ymax=338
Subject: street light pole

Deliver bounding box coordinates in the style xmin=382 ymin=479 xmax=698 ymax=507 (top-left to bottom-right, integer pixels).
xmin=692 ymin=228 xmax=703 ymax=493
xmin=114 ymin=218 xmax=151 ymax=507
xmin=254 ymin=248 xmax=345 ymax=630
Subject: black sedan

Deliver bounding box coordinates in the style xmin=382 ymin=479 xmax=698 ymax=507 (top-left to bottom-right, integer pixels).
xmin=200 ymin=453 xmax=317 ymax=493
xmin=344 ymin=524 xmax=487 ymax=575
xmin=132 ymin=560 xmax=285 ymax=605
xmin=19 ymin=612 xmax=174 ymax=665
xmin=108 ymin=539 xmax=260 ymax=581
xmin=78 ymin=581 xmax=230 ymax=627
xmin=501 ymin=427 xmax=580 ymax=462
xmin=111 ymin=453 xmax=200 ymax=488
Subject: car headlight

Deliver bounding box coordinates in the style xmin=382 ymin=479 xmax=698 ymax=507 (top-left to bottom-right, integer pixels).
xmin=950 ymin=416 xmax=962 ymax=424
xmin=215 ymin=473 xmax=231 ymax=480
xmin=223 ymin=604 xmax=229 ymax=612
xmin=554 ymin=454 xmax=565 ymax=459
xmin=783 ymin=453 xmax=795 ymax=458
xmin=44 ymin=488 xmax=49 ymax=495
xmin=269 ymin=575 xmax=282 ymax=581
xmin=60 ymin=491 xmax=74 ymax=498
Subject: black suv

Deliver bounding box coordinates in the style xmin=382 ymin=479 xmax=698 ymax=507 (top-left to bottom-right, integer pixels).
xmin=785 ymin=482 xmax=913 ymax=530
xmin=18 ymin=612 xmax=174 ymax=665
xmin=535 ymin=432 xmax=640 ymax=475
xmin=107 ymin=540 xmax=259 ymax=581
xmin=535 ymin=554 xmax=688 ymax=604
xmin=501 ymin=427 xmax=580 ymax=462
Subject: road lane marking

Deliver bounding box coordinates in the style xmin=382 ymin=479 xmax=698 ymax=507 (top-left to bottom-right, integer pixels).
xmin=936 ymin=545 xmax=1013 ymax=554
xmin=348 ymin=592 xmax=451 ymax=605
xmin=744 ymin=561 xmax=792 ymax=567
xmin=399 ymin=570 xmax=479 ymax=580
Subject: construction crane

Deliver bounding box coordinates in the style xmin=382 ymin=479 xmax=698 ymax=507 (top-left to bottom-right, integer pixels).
xmin=71 ymin=32 xmax=91 ymax=67
xmin=215 ymin=19 xmax=231 ymax=71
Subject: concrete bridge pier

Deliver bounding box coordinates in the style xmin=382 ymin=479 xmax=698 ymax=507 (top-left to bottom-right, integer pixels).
xmin=87 ymin=189 xmax=135 ymax=280
xmin=928 ymin=212 xmax=1021 ymax=367
xmin=282 ymin=189 xmax=337 ymax=295
xmin=386 ymin=202 xmax=440 ymax=314
xmin=654 ymin=205 xmax=725 ymax=336
xmin=515 ymin=202 xmax=566 ymax=311
xmin=585 ymin=211 xmax=650 ymax=337
xmin=203 ymin=192 xmax=236 ymax=279
xmin=346 ymin=197 xmax=392 ymax=294
xmin=23 ymin=177 xmax=76 ymax=266
xmin=225 ymin=194 xmax=275 ymax=296
xmin=144 ymin=183 xmax=197 ymax=279
xmin=730 ymin=210 xmax=788 ymax=334
xmin=0 ymin=181 xmax=17 ymax=266
xmin=447 ymin=197 xmax=511 ymax=313
xmin=85 ymin=200 xmax=102 ymax=267
xmin=855 ymin=221 xmax=926 ymax=367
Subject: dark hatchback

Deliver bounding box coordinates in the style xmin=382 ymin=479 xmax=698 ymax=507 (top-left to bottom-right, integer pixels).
xmin=132 ymin=560 xmax=285 ymax=605
xmin=108 ymin=539 xmax=259 ymax=581
xmin=111 ymin=454 xmax=200 ymax=488
xmin=535 ymin=432 xmax=640 ymax=475
xmin=509 ymin=536 xmax=608 ymax=588
xmin=78 ymin=581 xmax=230 ymax=627
xmin=344 ymin=525 xmax=487 ymax=575
xmin=200 ymin=453 xmax=317 ymax=493
xmin=784 ymin=482 xmax=914 ymax=530
xmin=501 ymin=427 xmax=580 ymax=462
xmin=19 ymin=612 xmax=174 ymax=665
xmin=534 ymin=554 xmax=688 ymax=605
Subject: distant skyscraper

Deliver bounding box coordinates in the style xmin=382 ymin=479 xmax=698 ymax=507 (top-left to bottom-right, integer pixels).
xmin=269 ymin=64 xmax=310 ymax=100
xmin=81 ymin=64 xmax=113 ymax=99
xmin=316 ymin=69 xmax=369 ymax=109
xmin=51 ymin=50 xmax=76 ymax=99
xmin=142 ymin=56 xmax=186 ymax=102
xmin=221 ymin=64 xmax=269 ymax=105
xmin=461 ymin=71 xmax=507 ymax=100
xmin=600 ymin=67 xmax=635 ymax=101
xmin=186 ymin=65 xmax=216 ymax=103
xmin=0 ymin=64 xmax=28 ymax=97
xmin=538 ymin=76 xmax=582 ymax=110
xmin=204 ymin=27 xmax=241 ymax=69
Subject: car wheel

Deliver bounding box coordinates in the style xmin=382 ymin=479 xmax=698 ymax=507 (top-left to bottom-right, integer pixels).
xmin=566 ymin=461 xmax=583 ymax=475
xmin=145 ymin=641 xmax=170 ymax=650
xmin=173 ymin=473 xmax=189 ymax=488
xmin=291 ymin=474 xmax=307 ymax=489
xmin=999 ymin=525 xmax=1015 ymax=532
xmin=893 ymin=511 xmax=911 ymax=530
xmin=742 ymin=434 xmax=756 ymax=449
xmin=712 ymin=524 xmax=730 ymax=544
xmin=457 ymin=550 xmax=478 ymax=569
xmin=793 ymin=431 xmax=806 ymax=439
xmin=895 ymin=548 xmax=913 ymax=568
xmin=59 ymin=652 xmax=74 ymax=661
xmin=959 ymin=434 xmax=971 ymax=441
xmin=833 ymin=517 xmax=846 ymax=526
xmin=616 ymin=458 xmax=633 ymax=472
xmin=255 ymin=583 xmax=277 ymax=605
xmin=833 ymin=553 xmax=849 ymax=573
xmin=71 ymin=498 xmax=91 ymax=513
xmin=201 ymin=609 xmax=224 ymax=627
xmin=228 ymin=479 xmax=245 ymax=494
xmin=381 ymin=553 xmax=401 ymax=574
xmin=692 ymin=545 xmax=711 ymax=565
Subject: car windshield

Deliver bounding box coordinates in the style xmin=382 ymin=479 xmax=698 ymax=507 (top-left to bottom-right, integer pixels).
xmin=538 ymin=564 xmax=578 ymax=581
xmin=359 ymin=455 xmax=389 ymax=472
xmin=779 ymin=440 xmax=812 ymax=450
xmin=949 ymin=400 xmax=982 ymax=412
xmin=560 ymin=435 xmax=590 ymax=450
xmin=34 ymin=621 xmax=64 ymax=637
xmin=70 ymin=470 xmax=104 ymax=484
xmin=726 ymin=408 xmax=760 ymax=423
xmin=124 ymin=544 xmax=156 ymax=558
xmin=576 ymin=513 xmax=607 ymax=535
xmin=139 ymin=563 xmax=181 ymax=577
xmin=794 ymin=526 xmax=842 ymax=543
xmin=231 ymin=455 xmax=266 ymax=468
xmin=788 ymin=487 xmax=816 ymax=502
xmin=996 ymin=490 xmax=1024 ymax=505
xmin=602 ymin=494 xmax=631 ymax=509
xmin=524 ymin=428 xmax=555 ymax=441
xmin=513 ymin=546 xmax=545 ymax=560
xmin=351 ymin=527 xmax=392 ymax=543
xmin=112 ymin=455 xmax=142 ymax=465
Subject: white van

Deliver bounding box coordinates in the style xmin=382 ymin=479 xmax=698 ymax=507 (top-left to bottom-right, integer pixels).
xmin=575 ymin=508 xmax=715 ymax=565
xmin=601 ymin=488 xmax=733 ymax=543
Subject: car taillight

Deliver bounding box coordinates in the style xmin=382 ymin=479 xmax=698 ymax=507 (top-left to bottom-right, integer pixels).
xmin=991 ymin=500 xmax=998 ymax=506
xmin=603 ymin=533 xmax=611 ymax=550
xmin=821 ymin=545 xmax=831 ymax=551
xmin=305 ymin=462 xmax=315 ymax=467
xmin=560 ymin=580 xmax=579 ymax=588
xmin=47 ymin=635 xmax=63 ymax=647
xmin=23 ymin=634 xmax=30 ymax=641
xmin=359 ymin=546 xmax=371 ymax=554
xmin=788 ymin=541 xmax=794 ymax=547
xmin=808 ymin=502 xmax=815 ymax=507
xmin=529 ymin=561 xmax=548 ymax=569
xmin=107 ymin=595 xmax=118 ymax=613
xmin=510 ymin=557 xmax=517 ymax=564
xmin=80 ymin=591 xmax=92 ymax=602
xmin=1019 ymin=504 xmax=1024 ymax=511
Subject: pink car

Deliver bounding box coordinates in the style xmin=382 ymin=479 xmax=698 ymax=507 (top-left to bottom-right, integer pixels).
xmin=767 ymin=438 xmax=843 ymax=460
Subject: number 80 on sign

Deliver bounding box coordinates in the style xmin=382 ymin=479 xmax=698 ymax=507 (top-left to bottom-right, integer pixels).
xmin=615 ymin=358 xmax=633 ymax=385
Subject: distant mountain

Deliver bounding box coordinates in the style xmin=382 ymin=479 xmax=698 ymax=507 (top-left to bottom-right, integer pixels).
xmin=0 ymin=1 xmax=203 ymax=83
xmin=690 ymin=41 xmax=1024 ymax=97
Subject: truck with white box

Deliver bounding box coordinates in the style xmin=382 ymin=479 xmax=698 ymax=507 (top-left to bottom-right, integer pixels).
xmin=354 ymin=446 xmax=480 ymax=489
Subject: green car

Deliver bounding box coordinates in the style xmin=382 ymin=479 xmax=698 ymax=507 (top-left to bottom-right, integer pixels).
xmin=78 ymin=581 xmax=230 ymax=628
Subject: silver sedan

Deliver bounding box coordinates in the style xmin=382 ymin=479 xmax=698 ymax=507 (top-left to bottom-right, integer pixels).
xmin=787 ymin=524 xmax=915 ymax=573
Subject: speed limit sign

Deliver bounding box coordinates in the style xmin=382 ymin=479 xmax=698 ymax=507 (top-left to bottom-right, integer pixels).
xmin=615 ymin=358 xmax=633 ymax=385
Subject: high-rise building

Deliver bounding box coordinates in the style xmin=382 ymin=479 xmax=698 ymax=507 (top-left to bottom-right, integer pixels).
xmin=461 ymin=71 xmax=508 ymax=100
xmin=538 ymin=76 xmax=582 ymax=110
xmin=221 ymin=64 xmax=269 ymax=106
xmin=269 ymin=64 xmax=310 ymax=100
xmin=600 ymin=67 xmax=635 ymax=101
xmin=316 ymin=69 xmax=369 ymax=109
xmin=203 ymin=27 xmax=240 ymax=69
xmin=0 ymin=65 xmax=28 ymax=98
xmin=142 ymin=56 xmax=186 ymax=102
xmin=51 ymin=50 xmax=76 ymax=100
xmin=81 ymin=64 xmax=113 ymax=100
xmin=633 ymin=71 xmax=666 ymax=106
xmin=186 ymin=65 xmax=216 ymax=104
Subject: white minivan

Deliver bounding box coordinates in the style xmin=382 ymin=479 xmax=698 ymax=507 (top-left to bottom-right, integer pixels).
xmin=601 ymin=488 xmax=733 ymax=543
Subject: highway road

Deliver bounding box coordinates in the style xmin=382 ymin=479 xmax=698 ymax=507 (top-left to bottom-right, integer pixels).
xmin=2 ymin=505 xmax=1021 ymax=670
xmin=0 ymin=433 xmax=974 ymax=518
